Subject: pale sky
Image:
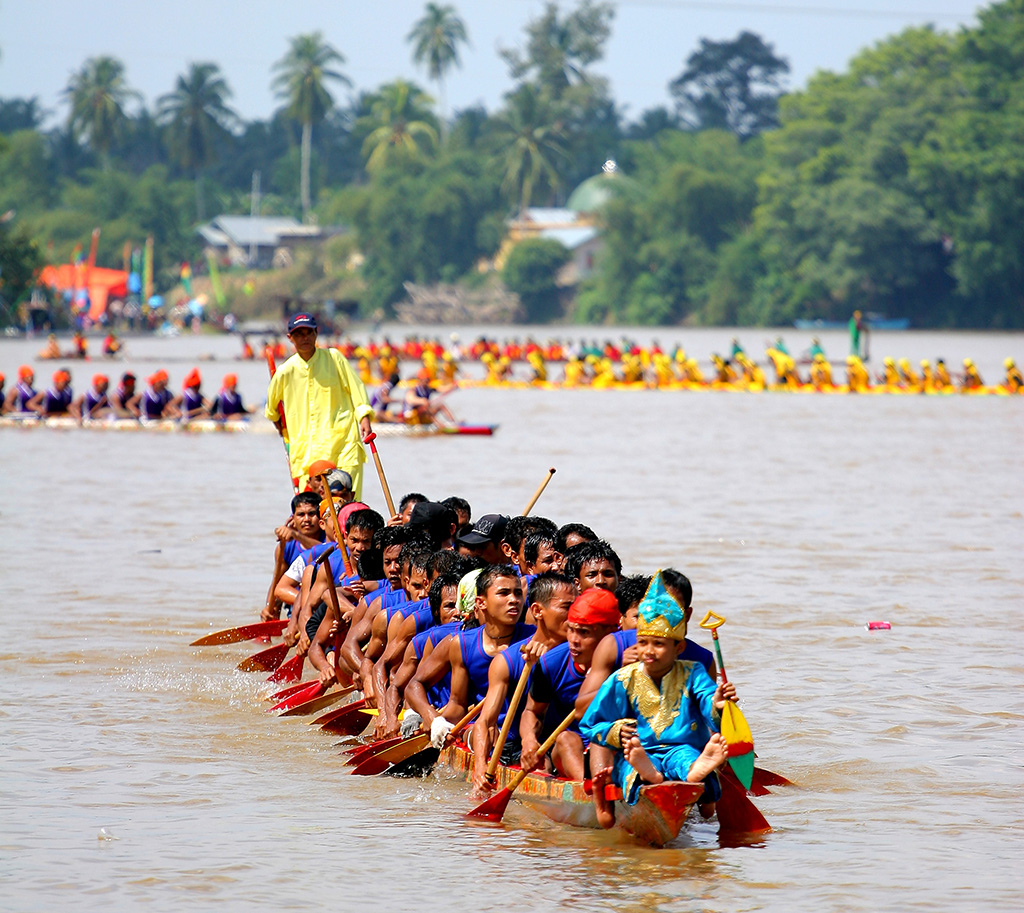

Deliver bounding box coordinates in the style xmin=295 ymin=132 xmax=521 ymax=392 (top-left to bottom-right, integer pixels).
xmin=0 ymin=0 xmax=987 ymax=127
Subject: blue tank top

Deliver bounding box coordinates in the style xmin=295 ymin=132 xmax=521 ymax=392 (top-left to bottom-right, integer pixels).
xmin=42 ymin=387 xmax=73 ymax=414
xmin=411 ymin=622 xmax=459 ymax=708
xmin=142 ymin=388 xmax=171 ymax=418
xmin=15 ymin=381 xmax=36 ymax=411
xmin=406 ymin=601 xmax=434 ymax=635
xmin=530 ymin=641 xmax=587 ymax=737
xmin=182 ymin=389 xmax=204 ymax=413
xmin=496 ymin=636 xmax=538 ymax=731
xmin=458 ymin=622 xmax=536 ymax=707
xmin=612 ymin=629 xmax=716 ymax=678
xmin=216 ymin=390 xmax=245 ymax=416
xmin=83 ymin=389 xmax=108 ymax=416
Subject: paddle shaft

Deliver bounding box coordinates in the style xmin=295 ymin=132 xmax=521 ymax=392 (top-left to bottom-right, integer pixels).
xmin=266 ymin=351 xmax=298 ymax=493
xmin=709 ymin=628 xmax=730 ymax=685
xmin=504 ymin=708 xmax=575 ymax=795
xmin=521 ymin=468 xmax=555 ymax=516
xmin=319 ymin=473 xmax=353 ymax=577
xmin=363 ymin=432 xmax=396 ymax=517
xmin=485 ymin=659 xmax=535 ymax=781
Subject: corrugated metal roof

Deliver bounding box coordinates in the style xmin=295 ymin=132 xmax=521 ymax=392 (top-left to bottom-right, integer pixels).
xmin=522 ymin=207 xmax=579 ymax=225
xmin=199 ymin=215 xmax=305 ymax=247
xmin=539 ymin=226 xmax=599 ymax=249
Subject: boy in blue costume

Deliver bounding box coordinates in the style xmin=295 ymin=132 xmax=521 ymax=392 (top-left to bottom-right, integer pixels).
xmin=579 ymin=570 xmax=736 ymax=829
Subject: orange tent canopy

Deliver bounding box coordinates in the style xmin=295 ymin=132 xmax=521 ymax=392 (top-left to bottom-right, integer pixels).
xmin=39 ymin=264 xmax=130 ymax=321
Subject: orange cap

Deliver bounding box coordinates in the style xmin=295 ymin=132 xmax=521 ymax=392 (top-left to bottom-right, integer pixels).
xmin=183 ymin=368 xmax=201 ymax=389
xmin=92 ymin=373 xmax=108 ymax=387
xmin=18 ymin=365 xmax=33 ymax=380
xmin=154 ymin=369 xmax=169 ymax=383
xmin=53 ymin=370 xmax=71 ymax=384
xmin=223 ymin=373 xmax=237 ymax=387
xmin=307 ymin=459 xmax=336 ymax=477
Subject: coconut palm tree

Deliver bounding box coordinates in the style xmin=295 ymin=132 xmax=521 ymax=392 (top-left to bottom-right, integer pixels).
xmin=406 ymin=3 xmax=469 ymax=137
xmin=272 ymin=32 xmax=350 ymax=222
xmin=494 ymin=84 xmax=565 ymax=213
xmin=158 ymin=63 xmax=236 ymax=221
xmin=359 ymin=80 xmax=439 ymax=174
xmin=63 ymin=56 xmax=138 ymax=168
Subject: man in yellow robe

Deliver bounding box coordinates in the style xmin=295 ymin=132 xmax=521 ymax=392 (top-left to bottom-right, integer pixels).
xmin=265 ymin=313 xmax=374 ymax=495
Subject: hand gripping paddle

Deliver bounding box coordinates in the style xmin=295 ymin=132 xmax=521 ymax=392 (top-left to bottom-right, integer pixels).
xmin=699 ymin=611 xmax=755 ymax=790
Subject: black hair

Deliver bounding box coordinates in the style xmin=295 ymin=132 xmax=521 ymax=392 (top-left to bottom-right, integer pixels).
xmin=346 ymin=507 xmax=385 ymax=535
xmin=504 ymin=515 xmax=558 ymax=553
xmin=660 ymin=567 xmax=693 ymax=609
xmin=356 ymin=549 xmax=384 ymax=581
xmin=401 ymin=543 xmax=433 ymax=575
xmin=523 ymin=530 xmax=557 ymax=567
xmin=562 ymin=539 xmax=622 ymax=581
xmin=527 ymin=571 xmax=576 ymax=608
xmin=616 ymin=574 xmax=652 ymax=616
xmin=441 ymin=495 xmax=471 ymax=522
xmin=373 ymin=525 xmax=414 ymax=553
xmin=417 ymin=504 xmax=458 ymax=548
xmin=555 ymin=522 xmax=598 ymax=554
xmin=426 ymin=548 xmax=462 ymax=579
xmin=475 ymin=563 xmax=522 ymax=598
xmin=428 ymin=573 xmax=461 ymax=625
xmin=291 ymin=491 xmax=321 ymax=513
xmin=399 ymin=492 xmax=429 ymax=512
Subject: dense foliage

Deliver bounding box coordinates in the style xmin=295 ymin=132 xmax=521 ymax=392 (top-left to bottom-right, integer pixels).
xmin=0 ymin=0 xmax=1019 ymax=326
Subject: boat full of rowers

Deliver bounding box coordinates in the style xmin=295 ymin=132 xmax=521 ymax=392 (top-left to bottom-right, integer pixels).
xmin=259 ymin=488 xmax=752 ymax=831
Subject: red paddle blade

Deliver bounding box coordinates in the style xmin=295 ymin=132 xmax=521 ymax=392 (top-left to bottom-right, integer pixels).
xmin=465 ymin=786 xmax=512 ymax=821
xmin=269 ymin=681 xmax=324 ymax=712
xmin=191 ymin=619 xmax=287 ymax=646
xmin=237 ymin=642 xmax=289 ymax=672
xmin=716 ymin=768 xmax=771 ymax=835
xmin=319 ymin=700 xmax=369 ymax=735
xmin=343 ymin=735 xmax=405 ymax=764
xmin=279 ymin=687 xmax=354 ymax=718
xmin=349 ymin=733 xmax=431 ymax=776
xmin=267 ymin=653 xmax=304 ymax=683
xmin=753 ymin=766 xmax=794 ymax=788
xmin=267 ymin=680 xmax=316 ymax=702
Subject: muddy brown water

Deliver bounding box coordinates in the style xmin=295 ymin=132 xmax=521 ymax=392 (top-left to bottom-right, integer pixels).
xmin=2 ymin=328 xmax=1021 ymax=912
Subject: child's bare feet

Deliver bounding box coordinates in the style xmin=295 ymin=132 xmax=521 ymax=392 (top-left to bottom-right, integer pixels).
xmin=624 ymin=736 xmax=665 ymax=785
xmin=687 ymin=733 xmax=729 ymax=784
xmin=591 ymin=766 xmax=616 ymax=829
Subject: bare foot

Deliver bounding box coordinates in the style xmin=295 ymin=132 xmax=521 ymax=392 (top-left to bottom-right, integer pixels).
xmin=697 ymin=801 xmax=716 ymax=819
xmin=624 ymin=736 xmax=665 ymax=785
xmin=591 ymin=766 xmax=616 ymax=829
xmin=687 ymin=733 xmax=729 ymax=784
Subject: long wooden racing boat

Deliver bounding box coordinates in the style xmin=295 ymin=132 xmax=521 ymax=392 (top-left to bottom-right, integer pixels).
xmin=436 ymin=740 xmax=704 ymax=847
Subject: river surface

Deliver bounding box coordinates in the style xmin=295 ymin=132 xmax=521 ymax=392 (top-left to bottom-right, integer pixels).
xmin=1 ymin=327 xmax=1022 ymax=912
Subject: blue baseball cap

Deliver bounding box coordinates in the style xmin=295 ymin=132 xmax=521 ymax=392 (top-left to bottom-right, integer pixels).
xmin=287 ymin=312 xmax=317 ymax=332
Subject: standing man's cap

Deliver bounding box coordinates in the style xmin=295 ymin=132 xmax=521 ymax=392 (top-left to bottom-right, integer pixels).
xmin=456 ymin=513 xmax=509 ymax=546
xmin=327 ymin=469 xmax=353 ymax=493
xmin=287 ymin=313 xmax=318 ymax=332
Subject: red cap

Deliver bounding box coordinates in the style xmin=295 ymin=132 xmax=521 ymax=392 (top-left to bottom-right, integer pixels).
xmin=53 ymin=369 xmax=71 ymax=384
xmin=183 ymin=368 xmax=201 ymax=389
xmin=567 ymin=588 xmax=621 ymax=628
xmin=223 ymin=373 xmax=237 ymax=387
xmin=92 ymin=373 xmax=108 ymax=387
xmin=18 ymin=365 xmax=33 ymax=380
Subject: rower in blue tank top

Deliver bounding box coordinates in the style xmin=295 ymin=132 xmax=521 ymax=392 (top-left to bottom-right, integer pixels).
xmin=458 ymin=620 xmax=536 ymax=707
xmin=413 ymin=621 xmax=460 ymax=707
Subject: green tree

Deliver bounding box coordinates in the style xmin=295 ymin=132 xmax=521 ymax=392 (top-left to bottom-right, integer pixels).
xmin=407 ymin=3 xmax=469 ymax=136
xmin=494 ymin=84 xmax=566 ymax=212
xmin=0 ymin=223 xmax=43 ymax=325
xmin=63 ymin=56 xmax=138 ymax=168
xmin=502 ymin=237 xmax=570 ymax=322
xmin=670 ymin=31 xmax=789 ymax=139
xmin=158 ymin=63 xmax=236 ymax=221
xmin=272 ymin=32 xmax=350 ymax=221
xmin=357 ymin=80 xmax=438 ymax=174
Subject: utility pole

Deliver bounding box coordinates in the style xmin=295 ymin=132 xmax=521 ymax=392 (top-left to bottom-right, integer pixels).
xmin=249 ymin=170 xmax=261 ymax=266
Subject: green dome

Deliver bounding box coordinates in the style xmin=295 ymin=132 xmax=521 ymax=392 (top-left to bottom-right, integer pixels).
xmin=566 ymin=160 xmax=635 ymax=213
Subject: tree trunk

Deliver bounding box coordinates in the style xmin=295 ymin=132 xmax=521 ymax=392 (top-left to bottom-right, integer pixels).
xmin=195 ymin=168 xmax=205 ymax=223
xmin=300 ymin=121 xmax=312 ymax=222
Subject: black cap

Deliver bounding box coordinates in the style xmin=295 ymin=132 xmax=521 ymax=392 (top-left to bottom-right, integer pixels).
xmin=287 ymin=312 xmax=317 ymax=332
xmin=456 ymin=513 xmax=509 ymax=546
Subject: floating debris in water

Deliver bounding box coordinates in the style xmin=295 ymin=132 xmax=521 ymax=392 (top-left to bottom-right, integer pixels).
xmin=97 ymin=827 xmax=119 ymax=841
xmin=866 ymin=621 xmax=892 ymax=631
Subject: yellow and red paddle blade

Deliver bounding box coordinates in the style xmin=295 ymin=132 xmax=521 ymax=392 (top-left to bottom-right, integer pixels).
xmin=237 ymin=642 xmax=289 ymax=673
xmin=350 ymin=733 xmax=431 ymax=776
xmin=191 ymin=619 xmax=287 ymax=646
xmin=267 ymin=653 xmax=303 ymax=684
xmin=721 ymin=701 xmax=755 ymax=790
xmin=269 ymin=680 xmax=324 ymax=712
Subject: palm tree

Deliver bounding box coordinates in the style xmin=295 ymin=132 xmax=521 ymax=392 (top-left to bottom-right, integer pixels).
xmin=158 ymin=63 xmax=236 ymax=221
xmin=407 ymin=3 xmax=469 ymax=137
xmin=63 ymin=56 xmax=138 ymax=168
xmin=495 ymin=85 xmax=565 ymax=213
xmin=359 ymin=80 xmax=439 ymax=174
xmin=272 ymin=32 xmax=350 ymax=222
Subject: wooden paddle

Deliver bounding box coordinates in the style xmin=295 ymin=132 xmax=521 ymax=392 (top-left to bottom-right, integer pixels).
xmin=268 ymin=679 xmax=325 ymax=712
xmin=237 ymin=641 xmax=290 ymax=673
xmin=267 ymin=679 xmax=317 ymax=702
xmin=319 ymin=698 xmax=371 ymax=735
xmin=350 ymin=701 xmax=483 ymax=777
xmin=267 ymin=652 xmax=304 ymax=684
xmin=362 ymin=431 xmax=396 ymax=517
xmin=699 ymin=611 xmax=755 ymax=790
xmin=266 ymin=350 xmax=298 ymax=493
xmin=278 ymin=684 xmax=356 ymax=718
xmin=484 ymin=658 xmax=535 ymax=785
xmin=191 ymin=619 xmax=287 ymax=646
xmin=318 ymin=474 xmax=353 ymax=578
xmin=342 ymin=735 xmax=406 ymax=765
xmin=522 ymin=468 xmax=555 ymax=516
xmin=465 ymin=707 xmax=576 ymax=821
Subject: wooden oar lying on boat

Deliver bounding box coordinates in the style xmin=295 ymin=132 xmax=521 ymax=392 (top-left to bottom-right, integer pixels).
xmin=465 ymin=708 xmax=577 ymax=821
xmin=191 ymin=619 xmax=287 ymax=646
xmin=350 ymin=702 xmax=483 ymax=776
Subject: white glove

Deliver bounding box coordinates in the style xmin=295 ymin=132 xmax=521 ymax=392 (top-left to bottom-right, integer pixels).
xmin=429 ymin=716 xmax=455 ymax=749
xmin=400 ymin=711 xmax=423 ymax=739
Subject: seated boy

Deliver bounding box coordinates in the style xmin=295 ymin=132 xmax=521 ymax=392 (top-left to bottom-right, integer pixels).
xmin=579 ymin=570 xmax=736 ymax=829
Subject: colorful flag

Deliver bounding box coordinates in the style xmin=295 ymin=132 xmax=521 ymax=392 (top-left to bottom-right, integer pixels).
xmin=181 ymin=262 xmax=193 ymax=297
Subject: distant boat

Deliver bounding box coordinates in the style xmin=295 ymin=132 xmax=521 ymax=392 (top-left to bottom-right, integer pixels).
xmin=794 ymin=313 xmax=910 ymax=331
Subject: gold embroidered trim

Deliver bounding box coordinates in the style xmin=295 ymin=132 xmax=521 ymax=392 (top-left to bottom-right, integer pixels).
xmin=618 ymin=661 xmax=695 ymax=738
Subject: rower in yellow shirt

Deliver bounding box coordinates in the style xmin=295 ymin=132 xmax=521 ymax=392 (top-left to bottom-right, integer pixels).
xmin=527 ymin=349 xmax=547 ymax=384
xmin=846 ymin=355 xmax=870 ymax=393
xmin=880 ymin=357 xmax=901 ymax=389
xmin=961 ymin=358 xmax=983 ymax=391
xmin=899 ymin=358 xmax=921 ymax=391
xmin=919 ymin=359 xmax=935 ymax=393
xmin=1004 ymin=358 xmax=1023 ymax=393
xmin=563 ymin=355 xmax=586 ymax=387
xmin=810 ymin=353 xmax=833 ymax=390
xmin=934 ymin=359 xmax=953 ymax=390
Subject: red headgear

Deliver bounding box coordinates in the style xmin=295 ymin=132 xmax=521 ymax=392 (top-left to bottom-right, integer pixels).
xmin=567 ymin=588 xmax=621 ymax=628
